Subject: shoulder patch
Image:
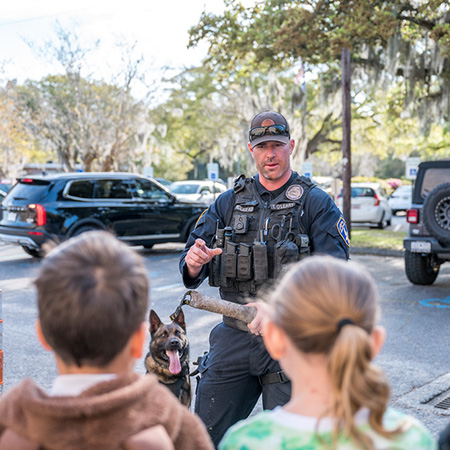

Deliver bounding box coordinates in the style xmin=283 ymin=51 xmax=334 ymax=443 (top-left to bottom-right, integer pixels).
xmin=286 ymin=184 xmax=304 ymax=201
xmin=336 ymin=217 xmax=350 ymax=247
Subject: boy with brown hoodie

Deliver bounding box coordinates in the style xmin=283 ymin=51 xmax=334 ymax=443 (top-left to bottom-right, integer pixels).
xmin=0 ymin=231 xmax=213 ymax=450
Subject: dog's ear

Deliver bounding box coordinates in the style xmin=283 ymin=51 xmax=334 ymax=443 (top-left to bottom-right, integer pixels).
xmin=173 ymin=308 xmax=186 ymax=331
xmin=149 ymin=310 xmax=162 ymax=333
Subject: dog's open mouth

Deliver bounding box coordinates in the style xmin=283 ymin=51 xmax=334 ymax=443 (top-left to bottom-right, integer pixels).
xmin=166 ymin=350 xmax=182 ymax=374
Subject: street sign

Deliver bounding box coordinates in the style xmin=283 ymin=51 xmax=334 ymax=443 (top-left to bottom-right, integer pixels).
xmin=405 ymin=157 xmax=421 ymax=180
xmin=301 ymin=162 xmax=313 ymax=179
xmin=143 ymin=166 xmax=154 ymax=178
xmin=207 ymin=163 xmax=219 ymax=181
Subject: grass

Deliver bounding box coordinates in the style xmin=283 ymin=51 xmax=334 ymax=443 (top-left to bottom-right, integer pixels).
xmin=350 ymin=228 xmax=406 ymax=251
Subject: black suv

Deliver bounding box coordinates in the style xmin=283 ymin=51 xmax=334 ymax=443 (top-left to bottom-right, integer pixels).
xmin=0 ymin=172 xmax=207 ymax=257
xmin=403 ymin=160 xmax=450 ymax=285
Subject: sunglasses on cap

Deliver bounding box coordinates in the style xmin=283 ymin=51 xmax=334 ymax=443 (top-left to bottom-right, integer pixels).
xmin=249 ymin=124 xmax=290 ymax=142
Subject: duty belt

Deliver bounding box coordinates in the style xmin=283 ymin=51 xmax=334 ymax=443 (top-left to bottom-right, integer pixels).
xmin=259 ymin=370 xmax=290 ymax=385
xmin=222 ymin=315 xmax=250 ymax=332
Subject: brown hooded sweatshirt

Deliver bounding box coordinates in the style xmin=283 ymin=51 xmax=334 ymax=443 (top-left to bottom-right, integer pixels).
xmin=0 ymin=372 xmax=213 ymax=450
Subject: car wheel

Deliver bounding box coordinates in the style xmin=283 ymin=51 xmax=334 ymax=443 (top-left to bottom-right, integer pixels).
xmin=404 ymin=250 xmax=439 ymax=285
xmin=21 ymin=246 xmax=43 ymax=258
xmin=143 ymin=243 xmax=154 ymax=249
xmin=423 ymin=182 xmax=450 ymax=245
xmin=71 ymin=226 xmax=99 ymax=237
xmin=377 ymin=212 xmax=387 ymax=229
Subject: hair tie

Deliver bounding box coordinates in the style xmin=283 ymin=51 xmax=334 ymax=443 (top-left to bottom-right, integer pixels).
xmin=337 ymin=318 xmax=354 ymax=332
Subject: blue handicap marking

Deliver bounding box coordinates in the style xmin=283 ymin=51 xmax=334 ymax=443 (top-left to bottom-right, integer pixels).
xmin=419 ymin=296 xmax=450 ymax=308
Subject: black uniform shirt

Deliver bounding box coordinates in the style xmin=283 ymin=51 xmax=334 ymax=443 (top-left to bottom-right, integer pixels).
xmin=179 ymin=172 xmax=350 ymax=289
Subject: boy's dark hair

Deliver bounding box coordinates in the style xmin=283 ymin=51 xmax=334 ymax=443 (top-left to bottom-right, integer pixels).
xmin=35 ymin=231 xmax=149 ymax=367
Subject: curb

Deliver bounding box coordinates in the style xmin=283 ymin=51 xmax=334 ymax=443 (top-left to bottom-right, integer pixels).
xmin=350 ymin=247 xmax=404 ymax=258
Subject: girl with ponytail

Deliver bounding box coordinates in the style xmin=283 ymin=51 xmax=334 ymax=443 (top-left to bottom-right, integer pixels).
xmin=219 ymin=256 xmax=435 ymax=449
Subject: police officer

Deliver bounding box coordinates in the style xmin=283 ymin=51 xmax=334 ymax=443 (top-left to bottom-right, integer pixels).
xmin=179 ymin=111 xmax=349 ymax=447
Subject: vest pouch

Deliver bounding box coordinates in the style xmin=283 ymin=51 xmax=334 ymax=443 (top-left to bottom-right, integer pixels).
xmin=237 ymin=243 xmax=252 ymax=281
xmin=295 ymin=234 xmax=311 ymax=259
xmin=253 ymin=242 xmax=268 ymax=281
xmin=224 ymin=241 xmax=238 ymax=278
xmin=208 ymin=252 xmax=221 ymax=287
xmin=274 ymin=239 xmax=299 ymax=279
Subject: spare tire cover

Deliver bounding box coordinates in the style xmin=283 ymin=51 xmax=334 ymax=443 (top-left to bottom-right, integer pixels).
xmin=423 ymin=182 xmax=450 ymax=245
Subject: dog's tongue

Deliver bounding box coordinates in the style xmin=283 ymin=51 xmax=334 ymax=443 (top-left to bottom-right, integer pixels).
xmin=167 ymin=350 xmax=181 ymax=374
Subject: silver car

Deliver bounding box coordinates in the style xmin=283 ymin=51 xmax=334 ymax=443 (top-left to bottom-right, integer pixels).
xmin=169 ymin=180 xmax=227 ymax=205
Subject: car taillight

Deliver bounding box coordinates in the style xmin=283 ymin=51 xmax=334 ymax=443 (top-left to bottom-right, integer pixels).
xmin=406 ymin=208 xmax=419 ymax=224
xmin=374 ymin=194 xmax=380 ymax=206
xmin=28 ymin=204 xmax=46 ymax=226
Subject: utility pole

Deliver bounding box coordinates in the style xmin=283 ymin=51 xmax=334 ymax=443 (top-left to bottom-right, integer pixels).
xmin=341 ymin=47 xmax=352 ymax=238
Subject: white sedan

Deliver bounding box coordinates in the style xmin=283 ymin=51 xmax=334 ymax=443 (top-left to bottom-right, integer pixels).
xmin=337 ymin=182 xmax=393 ymax=229
xmin=169 ymin=180 xmax=227 ymax=205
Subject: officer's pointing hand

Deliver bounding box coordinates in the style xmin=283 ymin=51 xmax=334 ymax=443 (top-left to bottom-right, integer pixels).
xmin=185 ymin=238 xmax=222 ymax=278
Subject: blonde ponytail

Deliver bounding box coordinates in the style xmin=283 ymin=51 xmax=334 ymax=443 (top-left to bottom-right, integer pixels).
xmin=270 ymin=256 xmax=400 ymax=449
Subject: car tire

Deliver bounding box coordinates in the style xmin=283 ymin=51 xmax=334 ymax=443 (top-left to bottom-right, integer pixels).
xmin=21 ymin=246 xmax=43 ymax=258
xmin=404 ymin=250 xmax=439 ymax=285
xmin=71 ymin=225 xmax=99 ymax=237
xmin=377 ymin=212 xmax=387 ymax=229
xmin=143 ymin=243 xmax=154 ymax=249
xmin=423 ymin=182 xmax=450 ymax=245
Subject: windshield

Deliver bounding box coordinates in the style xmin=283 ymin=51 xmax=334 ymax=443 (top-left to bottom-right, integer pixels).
xmin=170 ymin=184 xmax=200 ymax=194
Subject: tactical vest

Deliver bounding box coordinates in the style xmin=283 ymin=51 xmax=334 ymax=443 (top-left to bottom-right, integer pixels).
xmin=209 ymin=174 xmax=314 ymax=295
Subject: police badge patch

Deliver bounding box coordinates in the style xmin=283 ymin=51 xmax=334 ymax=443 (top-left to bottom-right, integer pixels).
xmin=286 ymin=185 xmax=304 ymax=201
xmin=336 ymin=217 xmax=350 ymax=247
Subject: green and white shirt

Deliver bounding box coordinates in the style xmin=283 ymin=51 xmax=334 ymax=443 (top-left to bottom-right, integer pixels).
xmin=219 ymin=407 xmax=436 ymax=450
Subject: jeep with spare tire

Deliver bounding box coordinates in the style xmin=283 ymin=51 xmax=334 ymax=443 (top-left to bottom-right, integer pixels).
xmin=403 ymin=160 xmax=450 ymax=285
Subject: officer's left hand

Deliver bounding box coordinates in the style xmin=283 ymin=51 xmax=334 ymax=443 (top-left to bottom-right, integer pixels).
xmin=247 ymin=301 xmax=274 ymax=336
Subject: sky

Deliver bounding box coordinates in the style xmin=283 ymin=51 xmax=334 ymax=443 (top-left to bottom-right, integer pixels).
xmin=0 ymin=0 xmax=234 ymax=91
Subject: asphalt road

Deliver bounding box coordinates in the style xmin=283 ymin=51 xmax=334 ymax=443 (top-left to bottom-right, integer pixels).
xmin=1 ymin=240 xmax=450 ymax=439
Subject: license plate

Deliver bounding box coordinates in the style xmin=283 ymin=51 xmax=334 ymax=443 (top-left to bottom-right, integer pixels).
xmin=411 ymin=241 xmax=431 ymax=253
xmin=7 ymin=212 xmax=17 ymax=222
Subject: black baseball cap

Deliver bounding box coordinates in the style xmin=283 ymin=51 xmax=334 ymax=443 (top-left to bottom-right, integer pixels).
xmin=249 ymin=111 xmax=290 ymax=146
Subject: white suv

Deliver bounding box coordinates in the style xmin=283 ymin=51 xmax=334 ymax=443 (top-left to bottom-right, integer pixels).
xmin=337 ymin=182 xmax=393 ymax=229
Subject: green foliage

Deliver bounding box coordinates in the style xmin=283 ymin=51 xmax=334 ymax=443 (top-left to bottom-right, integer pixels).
xmin=374 ymin=156 xmax=406 ymax=179
xmin=16 ymin=74 xmax=146 ymax=172
xmin=147 ymin=67 xmax=231 ymax=176
xmin=190 ymin=0 xmax=399 ymax=69
xmin=189 ymin=0 xmax=450 ymax=141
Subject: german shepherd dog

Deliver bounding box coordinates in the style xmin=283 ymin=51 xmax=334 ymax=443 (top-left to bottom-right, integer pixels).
xmin=145 ymin=309 xmax=191 ymax=407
